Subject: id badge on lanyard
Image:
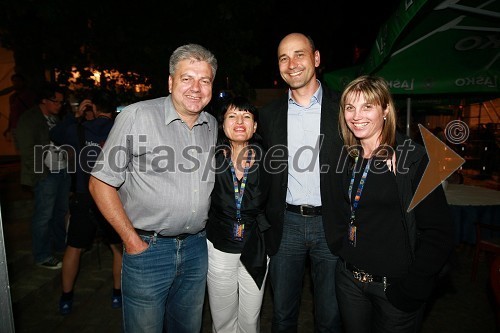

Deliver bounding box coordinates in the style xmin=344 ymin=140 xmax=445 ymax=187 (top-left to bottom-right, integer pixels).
xmin=347 ymin=157 xmax=371 ymax=247
xmin=229 ymin=150 xmax=252 ymax=242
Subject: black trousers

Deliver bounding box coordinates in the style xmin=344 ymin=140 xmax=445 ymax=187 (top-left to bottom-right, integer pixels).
xmin=335 ymin=259 xmax=425 ymax=333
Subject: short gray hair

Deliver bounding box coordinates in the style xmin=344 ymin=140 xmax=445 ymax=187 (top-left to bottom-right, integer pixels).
xmin=169 ymin=44 xmax=218 ymax=78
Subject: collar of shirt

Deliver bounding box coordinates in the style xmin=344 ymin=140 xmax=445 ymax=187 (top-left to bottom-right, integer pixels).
xmin=287 ymin=80 xmax=323 ymax=109
xmin=163 ymin=95 xmax=212 ymax=129
xmin=45 ymin=115 xmax=58 ymax=129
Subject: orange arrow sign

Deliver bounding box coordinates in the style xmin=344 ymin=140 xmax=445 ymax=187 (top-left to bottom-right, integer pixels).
xmin=408 ymin=124 xmax=465 ymax=212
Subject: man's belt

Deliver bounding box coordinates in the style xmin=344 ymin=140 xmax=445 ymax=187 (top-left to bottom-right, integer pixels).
xmin=286 ymin=204 xmax=322 ymax=216
xmin=135 ymin=228 xmax=190 ymax=240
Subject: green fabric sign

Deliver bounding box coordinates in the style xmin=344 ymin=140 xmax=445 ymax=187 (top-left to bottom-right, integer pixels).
xmin=324 ymin=0 xmax=500 ymax=95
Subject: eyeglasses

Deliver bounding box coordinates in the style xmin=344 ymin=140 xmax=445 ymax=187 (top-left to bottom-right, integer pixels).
xmin=48 ymin=99 xmax=66 ymax=106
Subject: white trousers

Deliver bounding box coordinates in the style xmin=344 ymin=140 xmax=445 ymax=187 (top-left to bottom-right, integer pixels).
xmin=207 ymin=240 xmax=269 ymax=333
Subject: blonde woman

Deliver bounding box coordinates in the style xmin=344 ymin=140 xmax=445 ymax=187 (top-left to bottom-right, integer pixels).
xmin=332 ymin=75 xmax=453 ymax=332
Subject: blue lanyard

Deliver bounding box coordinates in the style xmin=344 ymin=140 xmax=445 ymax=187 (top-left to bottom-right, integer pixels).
xmin=228 ymin=150 xmax=253 ymax=222
xmin=348 ymin=157 xmax=371 ymax=222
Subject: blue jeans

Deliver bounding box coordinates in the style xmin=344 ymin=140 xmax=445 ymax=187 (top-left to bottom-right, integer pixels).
xmin=335 ymin=259 xmax=424 ymax=333
xmin=270 ymin=211 xmax=341 ymax=333
xmin=32 ymin=170 xmax=71 ymax=263
xmin=122 ymin=230 xmax=208 ymax=333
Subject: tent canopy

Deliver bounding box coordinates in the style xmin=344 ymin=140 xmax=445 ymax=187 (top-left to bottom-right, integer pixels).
xmin=324 ymin=0 xmax=500 ymax=96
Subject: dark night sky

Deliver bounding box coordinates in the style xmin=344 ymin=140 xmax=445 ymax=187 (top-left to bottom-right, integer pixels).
xmin=245 ymin=1 xmax=401 ymax=87
xmin=0 ymin=0 xmax=402 ymax=90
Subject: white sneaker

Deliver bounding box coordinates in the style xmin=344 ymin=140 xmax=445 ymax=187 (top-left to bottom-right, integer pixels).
xmin=37 ymin=257 xmax=62 ymax=270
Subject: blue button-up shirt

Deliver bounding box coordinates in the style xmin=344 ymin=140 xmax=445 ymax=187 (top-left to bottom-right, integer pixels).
xmin=286 ymin=82 xmax=323 ymax=206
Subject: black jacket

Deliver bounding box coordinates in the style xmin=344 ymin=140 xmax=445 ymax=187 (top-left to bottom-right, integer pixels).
xmin=206 ymin=146 xmax=271 ymax=289
xmin=258 ymin=86 xmax=344 ymax=256
xmin=331 ymin=132 xmax=454 ymax=312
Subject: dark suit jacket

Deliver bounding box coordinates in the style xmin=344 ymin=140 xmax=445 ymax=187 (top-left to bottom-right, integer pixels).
xmin=17 ymin=106 xmax=51 ymax=187
xmin=258 ymin=85 xmax=343 ymax=256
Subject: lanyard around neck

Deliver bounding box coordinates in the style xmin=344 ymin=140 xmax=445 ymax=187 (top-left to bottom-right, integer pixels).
xmin=228 ymin=150 xmax=253 ymax=221
xmin=348 ymin=157 xmax=371 ymax=222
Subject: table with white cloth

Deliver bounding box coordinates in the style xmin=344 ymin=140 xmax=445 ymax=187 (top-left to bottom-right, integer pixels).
xmin=445 ymin=183 xmax=500 ymax=245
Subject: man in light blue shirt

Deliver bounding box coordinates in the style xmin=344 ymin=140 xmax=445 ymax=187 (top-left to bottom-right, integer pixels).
xmin=259 ymin=33 xmax=343 ymax=332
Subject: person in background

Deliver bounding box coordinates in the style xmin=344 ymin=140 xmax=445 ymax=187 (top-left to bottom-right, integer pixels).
xmin=65 ymin=97 xmax=96 ymax=193
xmin=50 ymin=90 xmax=123 ymax=315
xmin=332 ymin=75 xmax=453 ymax=332
xmin=258 ymin=32 xmax=343 ymax=332
xmin=206 ymin=96 xmax=270 ymax=332
xmin=89 ymin=43 xmax=218 ymax=333
xmin=78 ymin=98 xmax=96 ymax=123
xmin=3 ymin=73 xmax=36 ymax=148
xmin=16 ymin=82 xmax=70 ymax=269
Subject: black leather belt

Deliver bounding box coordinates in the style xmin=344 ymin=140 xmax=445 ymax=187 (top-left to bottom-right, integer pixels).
xmin=286 ymin=204 xmax=322 ymax=216
xmin=135 ymin=228 xmax=190 ymax=240
xmin=344 ymin=260 xmax=393 ymax=284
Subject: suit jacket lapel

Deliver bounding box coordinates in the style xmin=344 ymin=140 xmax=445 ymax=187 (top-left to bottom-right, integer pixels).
xmin=319 ymin=88 xmax=340 ymax=164
xmin=275 ymin=96 xmax=288 ymax=148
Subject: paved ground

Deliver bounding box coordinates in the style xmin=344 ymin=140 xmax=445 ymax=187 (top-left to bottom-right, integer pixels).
xmin=0 ymin=161 xmax=497 ymax=332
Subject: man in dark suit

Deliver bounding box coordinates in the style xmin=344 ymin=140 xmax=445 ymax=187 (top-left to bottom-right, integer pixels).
xmin=258 ymin=33 xmax=343 ymax=332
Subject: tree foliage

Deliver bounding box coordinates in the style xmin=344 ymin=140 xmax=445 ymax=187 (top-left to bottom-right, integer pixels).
xmin=0 ymin=0 xmax=269 ymax=97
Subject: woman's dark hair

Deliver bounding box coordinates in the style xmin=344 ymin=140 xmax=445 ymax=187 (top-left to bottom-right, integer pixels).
xmin=216 ymin=96 xmax=262 ymax=151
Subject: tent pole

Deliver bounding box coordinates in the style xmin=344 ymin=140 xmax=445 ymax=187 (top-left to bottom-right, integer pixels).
xmin=406 ymin=97 xmax=411 ymax=137
xmin=0 ymin=202 xmax=15 ymax=333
